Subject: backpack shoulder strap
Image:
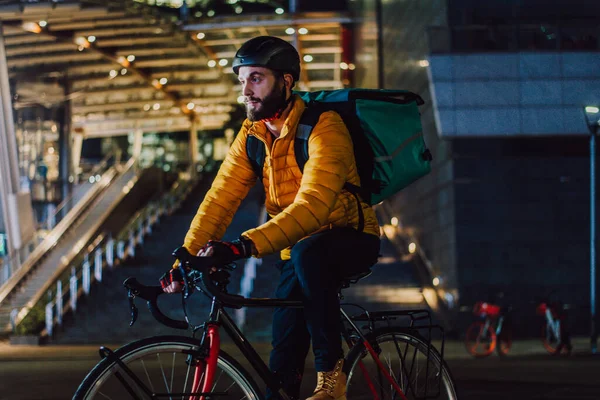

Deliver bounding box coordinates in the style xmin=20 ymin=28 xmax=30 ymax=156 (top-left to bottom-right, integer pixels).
xmin=295 ymin=104 xmax=323 ymax=172
xmin=296 ymin=105 xmax=364 ymax=231
xmin=245 ymin=135 xmax=265 ymax=181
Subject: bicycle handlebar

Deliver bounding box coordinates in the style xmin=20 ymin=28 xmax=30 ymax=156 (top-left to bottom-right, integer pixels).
xmin=172 ymin=246 xmax=303 ymax=309
xmin=122 ymin=247 xmax=303 ymax=330
xmin=123 ymin=277 xmax=189 ymax=330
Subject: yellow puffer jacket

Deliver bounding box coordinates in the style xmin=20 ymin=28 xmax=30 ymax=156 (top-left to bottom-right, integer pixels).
xmin=181 ymin=95 xmax=379 ymax=260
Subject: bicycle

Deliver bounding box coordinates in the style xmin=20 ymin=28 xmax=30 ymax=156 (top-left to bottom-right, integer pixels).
xmin=73 ymin=247 xmax=459 ymax=399
xmin=536 ymin=294 xmax=572 ymax=355
xmin=464 ymin=301 xmax=512 ymax=357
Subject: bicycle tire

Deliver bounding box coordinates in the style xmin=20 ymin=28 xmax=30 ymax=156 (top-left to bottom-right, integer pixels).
xmin=496 ymin=325 xmax=512 ymax=357
xmin=464 ymin=321 xmax=496 ymax=357
xmin=345 ymin=327 xmax=459 ymax=400
xmin=73 ymin=335 xmax=262 ymax=400
xmin=541 ymin=321 xmax=560 ymax=354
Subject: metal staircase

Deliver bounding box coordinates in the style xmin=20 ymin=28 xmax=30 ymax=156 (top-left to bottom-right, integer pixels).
xmin=0 ymin=160 xmax=138 ymax=334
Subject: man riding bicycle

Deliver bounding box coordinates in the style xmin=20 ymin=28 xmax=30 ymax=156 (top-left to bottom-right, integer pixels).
xmin=160 ymin=36 xmax=380 ymax=400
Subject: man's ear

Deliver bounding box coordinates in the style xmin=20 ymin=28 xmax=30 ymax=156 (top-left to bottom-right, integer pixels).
xmin=283 ymin=73 xmax=294 ymax=90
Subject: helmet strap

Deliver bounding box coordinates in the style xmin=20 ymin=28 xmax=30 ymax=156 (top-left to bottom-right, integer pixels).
xmin=261 ymin=93 xmax=294 ymax=122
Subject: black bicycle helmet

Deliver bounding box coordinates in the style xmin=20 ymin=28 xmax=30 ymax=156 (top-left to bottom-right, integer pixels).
xmin=232 ymin=36 xmax=300 ymax=81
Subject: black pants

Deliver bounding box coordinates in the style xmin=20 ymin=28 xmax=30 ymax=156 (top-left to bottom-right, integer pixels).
xmin=267 ymin=228 xmax=380 ymax=398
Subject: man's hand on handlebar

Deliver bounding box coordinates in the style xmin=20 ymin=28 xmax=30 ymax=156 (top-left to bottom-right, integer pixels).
xmin=161 ymin=237 xmax=254 ymax=294
xmin=198 ymin=237 xmax=255 ymax=260
xmin=160 ymin=268 xmax=185 ymax=293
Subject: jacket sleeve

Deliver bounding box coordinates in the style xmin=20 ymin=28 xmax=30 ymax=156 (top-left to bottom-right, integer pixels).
xmin=181 ymin=121 xmax=257 ymax=258
xmin=242 ymin=111 xmax=352 ymax=256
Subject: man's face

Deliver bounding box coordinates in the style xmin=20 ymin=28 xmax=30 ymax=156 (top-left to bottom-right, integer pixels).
xmin=238 ymin=66 xmax=287 ymax=121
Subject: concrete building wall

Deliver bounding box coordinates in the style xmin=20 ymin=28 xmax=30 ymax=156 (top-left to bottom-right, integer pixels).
xmin=427 ymin=51 xmax=599 ymax=334
xmin=452 ymin=137 xmax=594 ymax=335
xmin=350 ymin=0 xmax=599 ymax=336
xmin=429 ymin=52 xmax=600 ymax=137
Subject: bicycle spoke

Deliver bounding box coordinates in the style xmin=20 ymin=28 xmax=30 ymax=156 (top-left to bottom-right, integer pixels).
xmin=181 ymin=361 xmax=192 ymax=400
xmin=211 ymin=369 xmax=225 ymax=390
xmin=170 ymin=353 xmax=175 ymax=395
xmin=156 ymin=353 xmax=174 ymax=400
xmin=140 ymin=359 xmax=154 ymax=393
xmin=385 ymin=352 xmax=394 ymax=393
xmin=414 ymin=350 xmax=419 ymax=396
xmin=347 ymin=330 xmax=457 ymax=400
xmin=75 ymin=339 xmax=261 ymax=399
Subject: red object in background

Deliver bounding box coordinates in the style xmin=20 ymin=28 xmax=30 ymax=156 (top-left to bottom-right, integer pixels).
xmin=536 ymin=302 xmax=548 ymax=315
xmin=341 ymin=24 xmax=354 ymax=86
xmin=473 ymin=301 xmax=501 ymax=318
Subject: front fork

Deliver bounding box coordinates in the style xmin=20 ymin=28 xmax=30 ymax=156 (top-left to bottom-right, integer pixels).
xmin=190 ymin=323 xmax=220 ymax=400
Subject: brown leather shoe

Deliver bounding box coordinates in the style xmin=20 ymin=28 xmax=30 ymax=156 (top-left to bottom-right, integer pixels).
xmin=306 ymin=359 xmax=346 ymax=400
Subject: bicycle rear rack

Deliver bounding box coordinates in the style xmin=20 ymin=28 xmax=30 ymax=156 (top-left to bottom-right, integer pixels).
xmin=343 ymin=306 xmax=447 ymax=400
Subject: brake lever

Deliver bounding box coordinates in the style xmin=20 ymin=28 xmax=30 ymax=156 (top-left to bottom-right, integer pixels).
xmin=181 ymin=261 xmax=192 ymax=299
xmin=127 ymin=289 xmax=139 ymax=327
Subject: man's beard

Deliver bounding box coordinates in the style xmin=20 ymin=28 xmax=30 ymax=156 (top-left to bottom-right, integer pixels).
xmin=245 ymin=83 xmax=287 ymax=122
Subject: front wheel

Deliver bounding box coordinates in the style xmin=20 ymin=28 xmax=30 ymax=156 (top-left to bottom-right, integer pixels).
xmin=465 ymin=321 xmax=496 ymax=357
xmin=73 ymin=335 xmax=262 ymax=400
xmin=345 ymin=328 xmax=458 ymax=400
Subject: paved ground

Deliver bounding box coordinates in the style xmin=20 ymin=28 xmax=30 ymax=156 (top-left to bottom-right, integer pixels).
xmin=0 ymin=336 xmax=598 ymax=399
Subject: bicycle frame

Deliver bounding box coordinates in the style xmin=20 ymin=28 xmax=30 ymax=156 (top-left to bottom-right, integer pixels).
xmin=541 ymin=305 xmax=561 ymax=343
xmin=198 ymin=298 xmax=290 ymax=400
xmin=116 ymin=249 xmax=446 ymax=400
xmin=192 ymin=298 xmax=413 ymax=400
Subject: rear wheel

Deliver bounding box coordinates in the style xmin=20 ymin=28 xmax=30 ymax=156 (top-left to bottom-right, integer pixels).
xmin=465 ymin=321 xmax=496 ymax=357
xmin=541 ymin=321 xmax=561 ymax=354
xmin=496 ymin=325 xmax=513 ymax=356
xmin=345 ymin=328 xmax=458 ymax=400
xmin=73 ymin=336 xmax=262 ymax=400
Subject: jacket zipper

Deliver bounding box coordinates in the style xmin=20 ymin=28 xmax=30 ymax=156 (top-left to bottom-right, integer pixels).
xmin=250 ymin=133 xmax=280 ymax=210
xmin=269 ymin=137 xmax=280 ymax=209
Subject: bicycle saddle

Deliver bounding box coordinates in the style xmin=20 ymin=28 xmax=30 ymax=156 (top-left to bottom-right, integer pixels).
xmin=340 ymin=270 xmax=372 ymax=289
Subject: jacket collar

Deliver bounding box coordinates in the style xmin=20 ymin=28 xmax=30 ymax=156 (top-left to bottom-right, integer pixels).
xmin=247 ymin=94 xmax=306 ymax=142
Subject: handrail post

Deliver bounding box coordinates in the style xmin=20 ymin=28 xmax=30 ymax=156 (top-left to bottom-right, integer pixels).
xmin=117 ymin=240 xmax=125 ymax=261
xmin=56 ymin=280 xmax=63 ymax=325
xmin=137 ymin=220 xmax=144 ymax=245
xmin=146 ymin=210 xmax=153 ymax=235
xmin=45 ymin=290 xmax=53 ymax=337
xmin=82 ymin=253 xmax=90 ymax=295
xmin=106 ymin=235 xmax=114 ymax=269
xmin=70 ymin=267 xmax=77 ymax=313
xmin=128 ymin=229 xmax=135 ymax=258
xmin=10 ymin=308 xmax=17 ymax=333
xmin=94 ymin=248 xmax=102 ymax=282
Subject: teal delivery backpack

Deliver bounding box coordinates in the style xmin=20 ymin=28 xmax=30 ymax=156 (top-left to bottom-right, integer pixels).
xmin=246 ymin=88 xmax=432 ymax=205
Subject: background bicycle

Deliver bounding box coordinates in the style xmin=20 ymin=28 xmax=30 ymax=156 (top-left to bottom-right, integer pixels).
xmin=535 ymin=292 xmax=572 ymax=355
xmin=464 ymin=290 xmax=573 ymax=358
xmin=464 ymin=300 xmax=512 ymax=357
xmin=73 ymin=248 xmax=459 ymax=399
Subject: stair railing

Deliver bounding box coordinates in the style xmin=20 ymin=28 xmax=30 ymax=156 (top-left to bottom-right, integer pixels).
xmin=11 ymin=173 xmax=200 ymax=338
